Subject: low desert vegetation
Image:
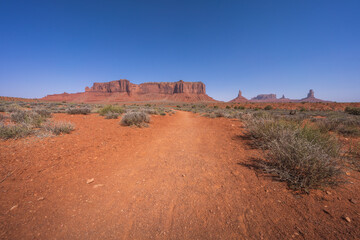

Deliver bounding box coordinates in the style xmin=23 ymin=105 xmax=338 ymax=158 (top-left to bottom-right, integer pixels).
xmin=345 ymin=107 xmax=360 ymax=115
xmin=67 ymin=107 xmax=91 ymax=115
xmin=42 ymin=121 xmax=75 ymax=135
xmin=121 ymin=111 xmax=150 ymax=127
xmin=0 ymin=103 xmax=76 ymax=140
xmin=244 ymin=115 xmax=342 ymax=191
xmin=98 ymin=105 xmax=125 ymax=116
xmin=10 ymin=110 xmax=48 ymax=127
xmin=0 ymin=122 xmax=33 ymax=140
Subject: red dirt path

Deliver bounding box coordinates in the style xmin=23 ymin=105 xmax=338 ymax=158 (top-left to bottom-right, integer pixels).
xmin=1 ymin=111 xmax=359 ymax=239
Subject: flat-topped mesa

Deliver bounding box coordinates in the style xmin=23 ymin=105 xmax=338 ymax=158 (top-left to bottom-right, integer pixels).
xmin=43 ymin=79 xmax=214 ymax=103
xmin=251 ymin=94 xmax=277 ymax=101
xmin=84 ymin=79 xmax=206 ymax=95
xmin=229 ymin=90 xmax=247 ymax=102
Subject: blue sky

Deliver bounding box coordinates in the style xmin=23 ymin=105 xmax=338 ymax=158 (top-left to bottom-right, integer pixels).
xmin=1 ymin=0 xmax=359 ymax=102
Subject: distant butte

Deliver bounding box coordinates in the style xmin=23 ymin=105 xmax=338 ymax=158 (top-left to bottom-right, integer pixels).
xmin=229 ymin=90 xmax=247 ymax=102
xmin=228 ymin=89 xmax=329 ymax=103
xmin=42 ymin=79 xmax=216 ymax=103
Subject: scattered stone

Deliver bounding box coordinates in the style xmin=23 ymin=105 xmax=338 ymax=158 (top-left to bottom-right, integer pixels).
xmin=37 ymin=197 xmax=45 ymax=201
xmin=349 ymin=199 xmax=357 ymax=204
xmin=181 ymin=174 xmax=185 ymax=177
xmin=10 ymin=205 xmax=18 ymax=211
xmin=345 ymin=172 xmax=351 ymax=176
xmin=342 ymin=216 xmax=351 ymax=223
xmin=93 ymin=184 xmax=104 ymax=189
xmin=326 ymin=191 xmax=331 ymax=195
xmin=86 ymin=178 xmax=94 ymax=184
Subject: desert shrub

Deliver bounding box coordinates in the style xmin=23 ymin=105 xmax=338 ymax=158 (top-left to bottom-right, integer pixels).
xmin=315 ymin=116 xmax=360 ymax=137
xmin=214 ymin=110 xmax=226 ymax=118
xmin=264 ymin=105 xmax=273 ymax=111
xmin=345 ymin=107 xmax=360 ymax=115
xmin=142 ymin=108 xmax=159 ymax=115
xmin=10 ymin=110 xmax=47 ymax=127
xmin=213 ymin=106 xmax=219 ymax=109
xmin=0 ymin=123 xmax=33 ymax=140
xmin=67 ymin=107 xmax=91 ymax=115
xmin=264 ymin=126 xmax=341 ymax=190
xmin=226 ymin=106 xmax=231 ymax=109
xmin=0 ymin=106 xmax=6 ymax=112
xmin=105 ymin=112 xmax=119 ymax=119
xmin=121 ymin=111 xmax=150 ymax=127
xmin=34 ymin=108 xmax=52 ymax=118
xmin=300 ymin=107 xmax=307 ymax=112
xmin=42 ymin=121 xmax=75 ymax=135
xmin=0 ymin=114 xmax=7 ymax=122
xmin=98 ymin=105 xmax=125 ymax=116
xmin=347 ymin=142 xmax=360 ymax=171
xmin=238 ymin=106 xmax=245 ymax=110
xmin=244 ymin=116 xmax=342 ymax=191
xmin=160 ymin=112 xmax=166 ymax=116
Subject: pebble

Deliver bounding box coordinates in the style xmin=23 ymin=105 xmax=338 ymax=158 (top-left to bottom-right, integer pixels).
xmin=93 ymin=184 xmax=104 ymax=189
xmin=342 ymin=216 xmax=351 ymax=223
xmin=326 ymin=191 xmax=331 ymax=195
xmin=86 ymin=178 xmax=94 ymax=184
xmin=37 ymin=197 xmax=45 ymax=201
xmin=10 ymin=205 xmax=18 ymax=211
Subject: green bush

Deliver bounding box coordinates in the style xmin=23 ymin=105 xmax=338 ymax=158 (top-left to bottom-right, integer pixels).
xmin=120 ymin=112 xmax=150 ymax=127
xmin=98 ymin=105 xmax=125 ymax=116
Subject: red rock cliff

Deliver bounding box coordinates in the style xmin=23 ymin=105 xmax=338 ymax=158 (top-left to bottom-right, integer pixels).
xmin=43 ymin=79 xmax=214 ymax=103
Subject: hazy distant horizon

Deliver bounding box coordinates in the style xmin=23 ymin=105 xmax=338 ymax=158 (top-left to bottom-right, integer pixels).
xmin=1 ymin=1 xmax=359 ymax=102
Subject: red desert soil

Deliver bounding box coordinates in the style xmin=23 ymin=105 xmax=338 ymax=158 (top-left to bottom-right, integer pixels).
xmin=1 ymin=111 xmax=359 ymax=239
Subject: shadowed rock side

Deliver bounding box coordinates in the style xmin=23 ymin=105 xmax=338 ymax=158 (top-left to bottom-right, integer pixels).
xmin=43 ymin=80 xmax=216 ymax=103
xmin=229 ymin=90 xmax=248 ymax=102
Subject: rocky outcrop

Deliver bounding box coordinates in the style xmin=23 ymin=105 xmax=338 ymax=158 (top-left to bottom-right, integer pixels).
xmin=43 ymin=79 xmax=215 ymax=103
xmin=251 ymin=94 xmax=277 ymax=102
xmin=298 ymin=89 xmax=329 ymax=102
xmin=227 ymin=89 xmax=329 ymax=103
xmin=229 ymin=90 xmax=247 ymax=102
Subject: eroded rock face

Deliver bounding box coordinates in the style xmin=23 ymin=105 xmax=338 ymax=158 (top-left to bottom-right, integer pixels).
xmin=84 ymin=79 xmax=206 ymax=95
xmin=307 ymin=89 xmax=315 ymax=98
xmin=43 ymin=79 xmax=214 ymax=103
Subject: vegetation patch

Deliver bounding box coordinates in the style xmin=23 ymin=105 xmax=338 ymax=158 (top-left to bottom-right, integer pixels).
xmin=345 ymin=107 xmax=360 ymax=115
xmin=67 ymin=107 xmax=91 ymax=115
xmin=0 ymin=123 xmax=33 ymax=140
xmin=42 ymin=121 xmax=75 ymax=135
xmin=244 ymin=116 xmax=342 ymax=191
xmin=121 ymin=111 xmax=150 ymax=127
xmin=98 ymin=105 xmax=125 ymax=116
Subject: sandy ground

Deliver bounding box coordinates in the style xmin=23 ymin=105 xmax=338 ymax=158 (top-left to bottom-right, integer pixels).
xmin=0 ymin=111 xmax=359 ymax=239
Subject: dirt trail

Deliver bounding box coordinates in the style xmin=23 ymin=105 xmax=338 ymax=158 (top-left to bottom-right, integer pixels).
xmin=1 ymin=111 xmax=359 ymax=239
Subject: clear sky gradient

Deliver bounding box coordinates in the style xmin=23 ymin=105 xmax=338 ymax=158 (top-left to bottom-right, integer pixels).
xmin=1 ymin=0 xmax=359 ymax=102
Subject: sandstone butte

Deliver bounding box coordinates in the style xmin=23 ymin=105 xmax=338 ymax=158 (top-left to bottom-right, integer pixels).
xmin=229 ymin=89 xmax=329 ymax=103
xmin=42 ymin=79 xmax=216 ymax=103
